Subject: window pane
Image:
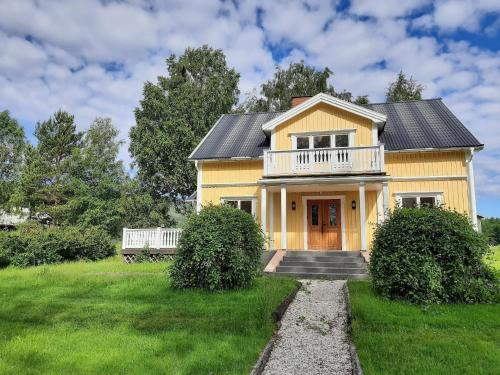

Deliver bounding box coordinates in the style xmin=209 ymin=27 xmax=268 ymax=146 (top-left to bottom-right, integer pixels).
xmin=296 ymin=137 xmax=309 ymax=149
xmin=311 ymin=204 xmax=319 ymax=225
xmin=240 ymin=200 xmax=252 ymax=214
xmin=420 ymin=197 xmax=435 ymax=207
xmin=226 ymin=200 xmax=238 ymax=208
xmin=329 ymin=204 xmax=337 ymax=226
xmin=335 ymin=134 xmax=349 ymax=147
xmin=402 ymin=197 xmax=417 ymax=208
xmin=313 ymin=135 xmax=331 ymax=148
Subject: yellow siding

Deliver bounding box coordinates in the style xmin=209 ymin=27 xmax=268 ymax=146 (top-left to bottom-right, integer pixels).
xmin=269 ymin=191 xmax=377 ymax=251
xmin=201 ymin=160 xmax=263 ymax=184
xmin=385 ymin=151 xmax=467 ymax=176
xmin=388 ymin=180 xmax=470 ymax=214
xmin=273 ymin=103 xmax=374 ymax=150
xmin=197 ymin=111 xmax=473 ymax=251
xmin=201 ymin=186 xmax=262 ymax=222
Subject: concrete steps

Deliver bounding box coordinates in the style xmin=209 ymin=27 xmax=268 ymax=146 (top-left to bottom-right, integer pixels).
xmin=273 ymin=251 xmax=368 ymax=280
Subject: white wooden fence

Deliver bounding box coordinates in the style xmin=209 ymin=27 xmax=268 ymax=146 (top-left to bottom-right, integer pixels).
xmin=264 ymin=145 xmax=384 ymax=176
xmin=122 ymin=228 xmax=182 ymax=250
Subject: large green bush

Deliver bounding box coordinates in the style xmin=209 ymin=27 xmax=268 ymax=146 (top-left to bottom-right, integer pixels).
xmin=170 ymin=204 xmax=264 ymax=290
xmin=370 ymin=206 xmax=498 ymax=304
xmin=0 ymin=222 xmax=115 ymax=268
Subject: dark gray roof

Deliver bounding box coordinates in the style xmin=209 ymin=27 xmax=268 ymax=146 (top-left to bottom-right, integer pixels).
xmin=364 ymin=99 xmax=482 ymax=151
xmin=190 ymin=98 xmax=482 ymax=160
xmin=190 ymin=112 xmax=282 ymax=159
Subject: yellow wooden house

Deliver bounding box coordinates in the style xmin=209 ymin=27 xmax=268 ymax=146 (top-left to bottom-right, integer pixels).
xmin=189 ymin=93 xmax=482 ymax=254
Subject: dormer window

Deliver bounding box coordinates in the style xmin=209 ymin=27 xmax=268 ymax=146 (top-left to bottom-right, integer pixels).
xmin=292 ymin=131 xmax=354 ymax=150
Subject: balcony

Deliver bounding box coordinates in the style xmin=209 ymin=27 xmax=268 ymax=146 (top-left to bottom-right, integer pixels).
xmin=263 ymin=145 xmax=384 ymax=177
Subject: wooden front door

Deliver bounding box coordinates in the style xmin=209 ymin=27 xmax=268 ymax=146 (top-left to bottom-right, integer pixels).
xmin=307 ymin=199 xmax=342 ymax=250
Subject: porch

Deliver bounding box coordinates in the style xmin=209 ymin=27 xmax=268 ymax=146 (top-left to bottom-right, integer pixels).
xmin=259 ymin=177 xmax=390 ymax=252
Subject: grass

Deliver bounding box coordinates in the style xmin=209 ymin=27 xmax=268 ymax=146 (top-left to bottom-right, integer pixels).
xmin=348 ymin=280 xmax=500 ymax=375
xmin=485 ymin=245 xmax=500 ymax=275
xmin=0 ymin=256 xmax=297 ymax=374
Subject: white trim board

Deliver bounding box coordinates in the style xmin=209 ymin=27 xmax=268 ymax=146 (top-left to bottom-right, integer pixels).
xmin=261 ymin=93 xmax=387 ymax=133
xmin=301 ymin=195 xmax=347 ymax=251
xmin=390 ymin=175 xmax=467 ymax=181
xmin=202 ymin=182 xmax=259 ymax=188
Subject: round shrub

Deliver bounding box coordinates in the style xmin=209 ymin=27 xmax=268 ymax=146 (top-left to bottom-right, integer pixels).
xmin=0 ymin=222 xmax=115 ymax=267
xmin=170 ymin=204 xmax=264 ymax=290
xmin=370 ymin=206 xmax=498 ymax=304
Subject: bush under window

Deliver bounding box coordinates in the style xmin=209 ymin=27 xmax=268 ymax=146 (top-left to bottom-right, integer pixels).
xmin=370 ymin=206 xmax=498 ymax=304
xmin=170 ymin=204 xmax=263 ymax=290
xmin=0 ymin=222 xmax=115 ymax=268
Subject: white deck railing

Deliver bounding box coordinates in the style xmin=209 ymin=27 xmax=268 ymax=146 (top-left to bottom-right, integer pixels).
xmin=264 ymin=145 xmax=384 ymax=176
xmin=122 ymin=228 xmax=182 ymax=249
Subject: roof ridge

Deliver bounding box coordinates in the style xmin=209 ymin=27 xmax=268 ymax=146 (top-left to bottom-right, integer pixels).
xmin=224 ymin=110 xmax=285 ymax=116
xmin=364 ymin=98 xmax=442 ymax=106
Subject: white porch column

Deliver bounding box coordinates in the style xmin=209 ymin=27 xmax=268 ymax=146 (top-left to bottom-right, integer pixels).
xmin=260 ymin=186 xmax=267 ymax=240
xmin=382 ymin=182 xmax=389 ymax=219
xmin=466 ymin=148 xmax=478 ymax=228
xmin=195 ymin=161 xmax=202 ymax=214
xmin=269 ymin=192 xmax=274 ymax=250
xmin=280 ymin=184 xmax=287 ymax=250
xmin=376 ymin=189 xmax=383 ymax=224
xmin=359 ymin=182 xmax=367 ymax=251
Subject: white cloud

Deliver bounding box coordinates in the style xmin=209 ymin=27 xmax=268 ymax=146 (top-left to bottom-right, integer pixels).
xmin=0 ymin=0 xmax=499 ymax=206
xmin=350 ymin=0 xmax=430 ymax=18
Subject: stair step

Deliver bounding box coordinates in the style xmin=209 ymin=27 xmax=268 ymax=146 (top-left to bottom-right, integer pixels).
xmin=286 ymin=251 xmax=361 ymax=258
xmin=283 ymin=255 xmax=363 ymax=262
xmin=277 ymin=266 xmax=367 ymax=274
xmin=280 ymin=260 xmax=365 ymax=267
xmin=271 ymin=272 xmax=369 ymax=280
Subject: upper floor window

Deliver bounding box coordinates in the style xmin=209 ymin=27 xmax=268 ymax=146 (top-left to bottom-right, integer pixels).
xmin=293 ymin=132 xmax=353 ymax=150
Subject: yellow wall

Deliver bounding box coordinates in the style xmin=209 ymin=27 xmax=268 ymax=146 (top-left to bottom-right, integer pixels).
xmin=385 ymin=151 xmax=467 ymax=176
xmin=269 ymin=191 xmax=378 ymax=251
xmin=273 ymin=103 xmax=374 ymax=150
xmin=388 ymin=180 xmax=470 ymax=214
xmin=198 ymin=111 xmax=473 ymax=251
xmin=201 ymin=160 xmax=263 ymax=184
xmin=385 ymin=150 xmax=470 ymax=214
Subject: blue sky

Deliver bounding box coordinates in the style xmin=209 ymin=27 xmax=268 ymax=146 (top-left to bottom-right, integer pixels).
xmin=0 ymin=0 xmax=499 ymax=216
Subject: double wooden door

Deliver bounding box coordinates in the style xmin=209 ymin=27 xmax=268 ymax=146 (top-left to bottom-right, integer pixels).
xmin=307 ymin=199 xmax=342 ymax=250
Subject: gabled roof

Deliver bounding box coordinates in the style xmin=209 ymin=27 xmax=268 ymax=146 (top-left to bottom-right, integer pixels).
xmin=189 ymin=111 xmax=282 ymax=160
xmin=189 ymin=98 xmax=483 ymax=160
xmin=261 ymin=93 xmax=387 ymax=133
xmin=364 ymin=99 xmax=482 ymax=151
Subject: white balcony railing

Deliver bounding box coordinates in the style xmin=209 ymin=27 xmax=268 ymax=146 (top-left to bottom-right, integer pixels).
xmin=264 ymin=145 xmax=384 ymax=176
xmin=122 ymin=228 xmax=182 ymax=249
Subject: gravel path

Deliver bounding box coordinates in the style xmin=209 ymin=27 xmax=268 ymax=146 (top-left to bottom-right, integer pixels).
xmin=262 ymin=280 xmax=353 ymax=375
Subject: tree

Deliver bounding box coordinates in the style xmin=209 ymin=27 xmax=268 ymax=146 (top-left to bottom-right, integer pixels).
xmin=386 ymin=70 xmax=424 ymax=102
xmin=0 ymin=111 xmax=26 ymax=205
xmin=12 ymin=110 xmax=82 ymax=219
xmin=236 ymin=62 xmax=369 ymax=112
xmin=56 ymin=118 xmax=127 ymax=236
xmin=482 ymin=217 xmax=500 ymax=245
xmin=130 ymin=46 xmax=240 ymax=204
xmin=118 ymin=178 xmax=175 ymax=229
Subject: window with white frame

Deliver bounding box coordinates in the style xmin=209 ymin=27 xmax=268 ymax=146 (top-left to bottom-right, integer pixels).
xmin=293 ymin=132 xmax=353 ymax=150
xmin=221 ymin=197 xmax=256 ymax=216
xmin=396 ymin=193 xmax=443 ymax=208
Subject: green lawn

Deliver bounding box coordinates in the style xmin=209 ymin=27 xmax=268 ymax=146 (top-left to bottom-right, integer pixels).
xmin=0 ymin=256 xmax=297 ymax=374
xmin=348 ymin=281 xmax=500 ymax=375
